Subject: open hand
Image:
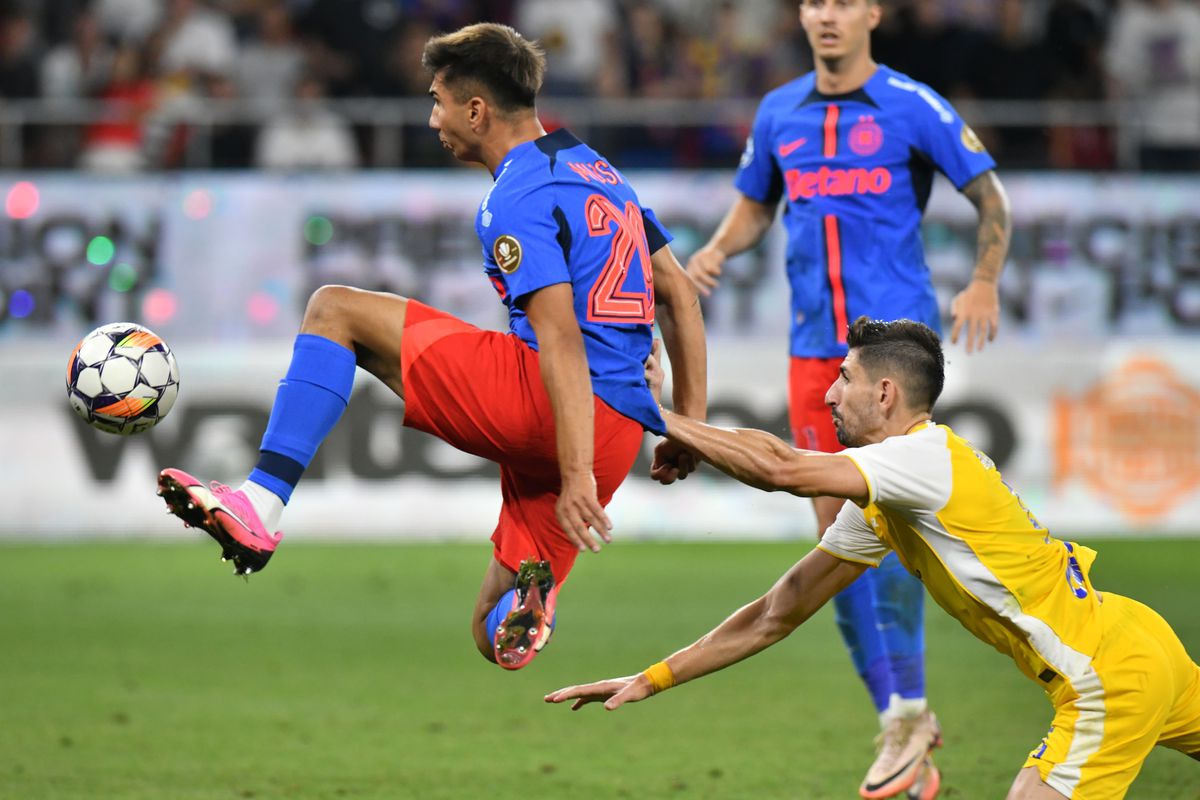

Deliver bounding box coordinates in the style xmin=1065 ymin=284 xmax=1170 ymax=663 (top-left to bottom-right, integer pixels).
xmin=544 ymin=674 xmax=654 ymax=711
xmin=685 ymin=245 xmax=726 ymax=297
xmin=555 ymin=472 xmax=612 ymax=553
xmin=950 ymin=279 xmax=999 ymax=354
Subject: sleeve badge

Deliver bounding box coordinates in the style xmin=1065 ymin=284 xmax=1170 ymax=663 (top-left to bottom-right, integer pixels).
xmin=960 ymin=125 xmax=985 ymax=154
xmin=493 ymin=234 xmax=523 ymax=274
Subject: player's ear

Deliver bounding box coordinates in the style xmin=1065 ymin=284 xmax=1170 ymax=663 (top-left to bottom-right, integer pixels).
xmin=867 ymin=0 xmax=882 ymax=30
xmin=878 ymin=376 xmax=896 ymax=411
xmin=467 ymin=96 xmax=486 ymax=129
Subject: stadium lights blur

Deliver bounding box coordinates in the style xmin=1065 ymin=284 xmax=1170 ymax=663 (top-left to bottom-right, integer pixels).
xmin=5 ymin=181 xmax=39 ymax=219
xmin=142 ymin=288 xmax=178 ymax=326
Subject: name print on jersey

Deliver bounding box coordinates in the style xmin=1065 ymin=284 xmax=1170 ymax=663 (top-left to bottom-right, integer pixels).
xmin=785 ymin=166 xmax=893 ymax=201
xmin=567 ymin=160 xmax=624 ymax=185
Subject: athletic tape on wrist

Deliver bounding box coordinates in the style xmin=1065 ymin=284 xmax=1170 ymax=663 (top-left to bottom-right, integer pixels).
xmin=642 ymin=661 xmax=676 ymax=694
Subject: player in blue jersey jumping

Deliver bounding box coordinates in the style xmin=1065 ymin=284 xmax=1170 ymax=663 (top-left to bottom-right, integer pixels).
xmin=685 ymin=1 xmax=1011 ymax=796
xmin=157 ymin=22 xmax=707 ymax=672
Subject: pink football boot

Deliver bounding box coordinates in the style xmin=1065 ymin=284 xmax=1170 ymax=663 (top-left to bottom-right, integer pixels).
xmin=494 ymin=559 xmax=558 ymax=670
xmin=157 ymin=468 xmax=283 ymax=575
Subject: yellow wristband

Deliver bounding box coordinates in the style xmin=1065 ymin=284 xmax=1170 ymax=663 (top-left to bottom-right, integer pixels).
xmin=641 ymin=661 xmax=676 ymax=695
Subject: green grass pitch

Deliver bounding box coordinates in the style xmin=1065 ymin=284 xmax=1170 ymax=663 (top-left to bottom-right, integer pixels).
xmin=1 ymin=539 xmax=1197 ymax=799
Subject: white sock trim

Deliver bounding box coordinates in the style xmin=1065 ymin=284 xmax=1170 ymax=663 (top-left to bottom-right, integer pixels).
xmin=881 ymin=693 xmax=928 ymax=725
xmin=239 ymin=479 xmax=285 ymax=531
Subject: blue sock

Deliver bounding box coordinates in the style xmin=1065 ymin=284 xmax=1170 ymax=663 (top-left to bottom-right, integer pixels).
xmin=485 ymin=589 xmax=558 ymax=644
xmin=247 ymin=334 xmax=356 ymax=503
xmin=834 ymin=569 xmax=894 ymax=713
xmin=873 ymin=551 xmax=927 ymax=700
xmin=485 ymin=589 xmax=517 ymax=643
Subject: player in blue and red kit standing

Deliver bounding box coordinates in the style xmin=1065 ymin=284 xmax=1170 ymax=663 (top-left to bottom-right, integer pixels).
xmin=686 ymin=1 xmax=1011 ymax=797
xmin=157 ymin=23 xmax=707 ymax=672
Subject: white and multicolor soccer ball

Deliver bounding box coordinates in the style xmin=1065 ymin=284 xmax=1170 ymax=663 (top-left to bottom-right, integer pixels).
xmin=66 ymin=322 xmax=180 ymax=435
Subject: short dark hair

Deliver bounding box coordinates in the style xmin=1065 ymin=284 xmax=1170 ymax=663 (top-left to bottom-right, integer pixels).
xmin=422 ymin=23 xmax=545 ymax=112
xmin=846 ymin=316 xmax=945 ymax=412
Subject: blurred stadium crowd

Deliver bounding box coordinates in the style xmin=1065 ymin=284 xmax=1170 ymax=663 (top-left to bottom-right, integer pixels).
xmin=1 ymin=0 xmax=1198 ymax=170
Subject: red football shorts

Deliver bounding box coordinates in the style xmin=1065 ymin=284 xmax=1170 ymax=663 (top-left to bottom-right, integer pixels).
xmin=400 ymin=299 xmax=643 ymax=584
xmin=788 ymin=356 xmax=844 ymax=454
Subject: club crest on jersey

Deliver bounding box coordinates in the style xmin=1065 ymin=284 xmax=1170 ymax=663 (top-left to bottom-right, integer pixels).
xmin=848 ymin=116 xmax=884 ymax=156
xmin=494 ymin=235 xmax=522 ymax=273
xmin=961 ymin=124 xmax=985 ymax=153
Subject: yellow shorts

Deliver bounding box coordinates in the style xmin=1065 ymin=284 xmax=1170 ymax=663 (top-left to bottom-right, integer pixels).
xmin=1024 ymin=593 xmax=1200 ymax=799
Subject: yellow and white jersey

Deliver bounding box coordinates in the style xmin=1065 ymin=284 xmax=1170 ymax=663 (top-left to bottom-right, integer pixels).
xmin=818 ymin=421 xmax=1104 ymax=691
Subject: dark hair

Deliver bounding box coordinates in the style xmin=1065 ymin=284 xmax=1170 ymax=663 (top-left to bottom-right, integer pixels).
xmin=421 ymin=23 xmax=545 ymax=112
xmin=846 ymin=316 xmax=944 ymax=411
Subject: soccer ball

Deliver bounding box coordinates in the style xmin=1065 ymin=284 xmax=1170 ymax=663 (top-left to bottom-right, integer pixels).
xmin=66 ymin=322 xmax=180 ymax=435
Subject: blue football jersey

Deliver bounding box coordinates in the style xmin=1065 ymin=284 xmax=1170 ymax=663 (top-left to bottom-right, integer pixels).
xmin=734 ymin=65 xmax=996 ymax=358
xmin=476 ymin=128 xmax=670 ymax=435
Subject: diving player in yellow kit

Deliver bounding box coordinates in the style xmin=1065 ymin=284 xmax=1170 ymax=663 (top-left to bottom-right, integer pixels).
xmin=547 ymin=317 xmax=1200 ymax=799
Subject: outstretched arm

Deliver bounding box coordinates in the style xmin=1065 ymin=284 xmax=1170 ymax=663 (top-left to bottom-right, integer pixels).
xmin=951 ymin=170 xmax=1011 ymax=354
xmin=524 ymin=282 xmax=611 ymax=553
xmin=545 ymin=547 xmax=866 ymax=710
xmin=685 ymin=194 xmax=775 ymax=296
xmin=661 ymin=410 xmax=869 ymax=504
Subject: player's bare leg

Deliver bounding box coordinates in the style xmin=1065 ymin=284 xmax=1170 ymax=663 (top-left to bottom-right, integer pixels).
xmin=472 ymin=559 xmax=517 ymax=664
xmin=299 ymin=285 xmax=408 ymax=397
xmin=1005 ymin=767 xmax=1069 ymax=799
xmin=158 ymin=285 xmax=411 ymax=574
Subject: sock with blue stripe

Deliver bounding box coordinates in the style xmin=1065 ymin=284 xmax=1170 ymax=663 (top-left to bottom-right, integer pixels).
xmin=834 ymin=569 xmax=894 ymax=713
xmin=872 ymin=550 xmax=927 ymax=701
xmin=246 ymin=334 xmax=356 ymax=514
xmin=485 ymin=589 xmax=517 ymax=644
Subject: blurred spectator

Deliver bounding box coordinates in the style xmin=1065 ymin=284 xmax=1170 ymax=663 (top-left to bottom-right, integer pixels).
xmin=1106 ymin=0 xmax=1200 ymax=171
xmin=1046 ymin=0 xmax=1110 ymax=88
xmin=658 ymin=0 xmax=779 ymax=54
xmin=254 ymin=74 xmax=358 ymax=169
xmin=873 ymin=0 xmax=973 ymax=98
xmin=0 ymin=0 xmax=1190 ymax=171
xmin=39 ymin=9 xmax=113 ymax=167
xmin=965 ymin=0 xmax=1050 ymax=166
xmin=79 ymin=45 xmax=156 ymax=171
xmin=758 ymin=0 xmax=812 ymax=91
xmin=614 ymin=2 xmax=690 ymax=98
xmin=0 ymin=6 xmax=41 ymax=98
xmin=236 ymin=1 xmax=304 ymax=109
xmin=37 ymin=0 xmax=92 ymax=46
xmin=206 ymin=72 xmax=255 ymax=167
xmin=1045 ymin=0 xmax=1114 ymax=169
xmin=94 ymin=0 xmax=161 ymax=44
xmin=373 ymin=18 xmax=436 ymax=97
xmin=158 ymin=0 xmax=238 ymax=79
xmin=686 ymin=2 xmax=772 ymax=100
xmin=515 ymin=0 xmax=615 ymax=95
xmin=293 ymin=0 xmax=401 ymax=97
xmin=969 ymin=0 xmax=1047 ymax=102
xmin=41 ymin=10 xmax=113 ymax=100
xmin=373 ymin=19 xmax=462 ymax=167
xmin=933 ymin=0 xmax=1001 ymax=33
